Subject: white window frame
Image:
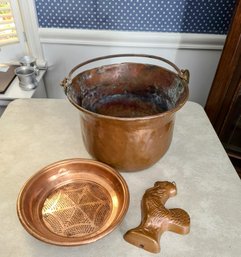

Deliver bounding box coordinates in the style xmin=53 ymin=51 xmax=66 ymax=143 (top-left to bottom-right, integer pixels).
xmin=18 ymin=0 xmax=45 ymax=66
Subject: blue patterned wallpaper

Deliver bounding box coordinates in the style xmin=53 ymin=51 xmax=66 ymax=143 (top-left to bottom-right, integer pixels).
xmin=35 ymin=0 xmax=236 ymax=34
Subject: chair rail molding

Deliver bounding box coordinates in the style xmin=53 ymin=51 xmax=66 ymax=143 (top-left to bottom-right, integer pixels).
xmin=39 ymin=28 xmax=225 ymax=50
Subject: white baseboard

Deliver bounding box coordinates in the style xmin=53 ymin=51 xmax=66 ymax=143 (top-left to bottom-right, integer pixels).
xmin=39 ymin=28 xmax=225 ymax=50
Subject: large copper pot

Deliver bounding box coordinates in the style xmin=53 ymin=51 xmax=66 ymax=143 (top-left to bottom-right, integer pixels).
xmin=61 ymin=54 xmax=189 ymax=172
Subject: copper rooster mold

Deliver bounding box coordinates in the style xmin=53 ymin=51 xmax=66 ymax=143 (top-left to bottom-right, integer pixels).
xmin=124 ymin=181 xmax=190 ymax=253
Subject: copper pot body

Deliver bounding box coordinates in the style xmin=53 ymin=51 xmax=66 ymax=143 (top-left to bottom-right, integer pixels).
xmin=80 ymin=110 xmax=175 ymax=171
xmin=63 ymin=54 xmax=189 ymax=171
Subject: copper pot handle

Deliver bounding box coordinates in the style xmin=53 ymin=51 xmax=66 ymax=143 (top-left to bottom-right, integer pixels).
xmin=61 ymin=54 xmax=189 ymax=93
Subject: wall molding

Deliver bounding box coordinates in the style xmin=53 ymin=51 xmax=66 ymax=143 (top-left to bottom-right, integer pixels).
xmin=39 ymin=28 xmax=226 ymax=50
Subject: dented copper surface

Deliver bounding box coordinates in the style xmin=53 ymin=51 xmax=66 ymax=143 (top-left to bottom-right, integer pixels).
xmin=62 ymin=54 xmax=189 ymax=171
xmin=17 ymin=158 xmax=129 ymax=246
xmin=124 ymin=181 xmax=190 ymax=253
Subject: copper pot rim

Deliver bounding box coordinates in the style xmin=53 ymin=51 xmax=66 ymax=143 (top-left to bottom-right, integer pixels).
xmin=63 ymin=54 xmax=189 ymax=121
xmin=68 ymin=91 xmax=188 ymax=121
xmin=67 ymin=66 xmax=189 ymax=121
xmin=16 ymin=158 xmax=130 ymax=246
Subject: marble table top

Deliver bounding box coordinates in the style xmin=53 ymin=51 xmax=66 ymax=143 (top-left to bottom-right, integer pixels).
xmin=0 ymin=99 xmax=240 ymax=257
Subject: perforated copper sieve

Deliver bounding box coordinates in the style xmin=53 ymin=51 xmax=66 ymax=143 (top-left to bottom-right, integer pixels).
xmin=17 ymin=158 xmax=129 ymax=246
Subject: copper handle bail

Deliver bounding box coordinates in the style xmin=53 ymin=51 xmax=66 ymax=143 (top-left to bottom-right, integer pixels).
xmin=65 ymin=54 xmax=189 ymax=85
xmin=180 ymin=69 xmax=190 ymax=83
xmin=60 ymin=77 xmax=72 ymax=94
